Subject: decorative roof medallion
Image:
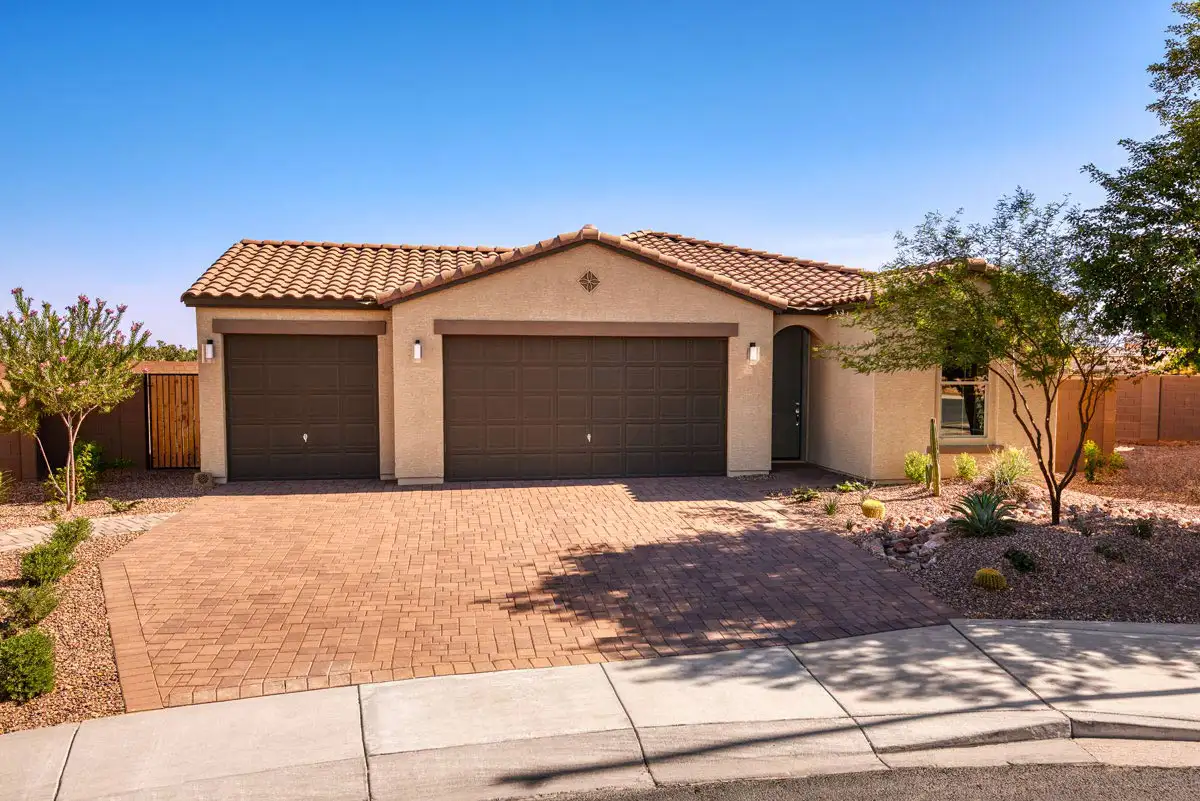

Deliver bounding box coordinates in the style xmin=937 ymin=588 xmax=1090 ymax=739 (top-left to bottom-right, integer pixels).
xmin=579 ymin=271 xmax=601 ymax=293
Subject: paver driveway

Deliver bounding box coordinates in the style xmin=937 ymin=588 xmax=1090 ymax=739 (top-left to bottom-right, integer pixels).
xmin=102 ymin=475 xmax=951 ymax=709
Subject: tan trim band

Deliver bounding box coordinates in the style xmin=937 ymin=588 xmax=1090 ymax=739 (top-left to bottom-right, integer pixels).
xmin=212 ymin=319 xmax=387 ymax=336
xmin=432 ymin=320 xmax=739 ymax=338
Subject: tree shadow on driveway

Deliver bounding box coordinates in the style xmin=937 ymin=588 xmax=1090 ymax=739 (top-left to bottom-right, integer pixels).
xmin=489 ymin=523 xmax=952 ymax=666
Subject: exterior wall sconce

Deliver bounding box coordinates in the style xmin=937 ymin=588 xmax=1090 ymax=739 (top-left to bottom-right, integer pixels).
xmin=413 ymin=339 xmax=423 ymax=362
xmin=748 ymin=342 xmax=760 ymax=364
xmin=203 ymin=339 xmax=215 ymax=362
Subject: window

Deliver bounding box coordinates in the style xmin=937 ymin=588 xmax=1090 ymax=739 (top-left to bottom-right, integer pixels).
xmin=940 ymin=364 xmax=987 ymax=437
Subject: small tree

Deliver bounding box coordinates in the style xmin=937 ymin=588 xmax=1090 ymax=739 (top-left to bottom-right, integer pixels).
xmin=824 ymin=190 xmax=1122 ymax=524
xmin=0 ymin=289 xmax=149 ymax=509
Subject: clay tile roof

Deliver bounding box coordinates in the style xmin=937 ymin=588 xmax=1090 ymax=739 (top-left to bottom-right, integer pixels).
xmin=183 ymin=227 xmax=872 ymax=311
xmin=623 ymin=230 xmax=869 ymax=309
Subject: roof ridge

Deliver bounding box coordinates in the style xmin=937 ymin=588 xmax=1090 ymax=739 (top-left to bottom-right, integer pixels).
xmin=237 ymin=238 xmax=513 ymax=253
xmin=626 ymin=230 xmax=864 ymax=275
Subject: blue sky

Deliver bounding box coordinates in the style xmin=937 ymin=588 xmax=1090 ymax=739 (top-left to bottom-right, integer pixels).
xmin=0 ymin=1 xmax=1175 ymax=343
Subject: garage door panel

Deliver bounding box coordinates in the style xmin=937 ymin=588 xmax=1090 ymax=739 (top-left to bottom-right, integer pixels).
xmin=485 ymin=395 xmax=518 ymax=421
xmin=224 ymin=334 xmax=379 ymax=480
xmin=592 ymin=395 xmax=623 ymax=420
xmin=339 ymin=363 xmax=376 ymax=390
xmin=443 ymin=335 xmax=725 ymax=481
xmin=485 ymin=365 xmax=518 ymax=392
xmin=521 ymin=395 xmax=553 ymax=419
xmin=486 ymin=425 xmax=519 ymax=450
xmin=591 ymin=423 xmax=622 ymax=448
xmin=557 ymin=395 xmax=588 ymax=420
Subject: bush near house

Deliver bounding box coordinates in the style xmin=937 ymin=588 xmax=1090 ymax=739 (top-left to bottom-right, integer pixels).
xmin=20 ymin=542 xmax=75 ymax=586
xmin=0 ymin=585 xmax=58 ymax=632
xmin=954 ymin=453 xmax=979 ymax=481
xmin=904 ymin=451 xmax=932 ymax=484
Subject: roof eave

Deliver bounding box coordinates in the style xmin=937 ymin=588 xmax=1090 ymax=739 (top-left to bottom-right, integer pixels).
xmin=181 ymin=294 xmax=383 ymax=310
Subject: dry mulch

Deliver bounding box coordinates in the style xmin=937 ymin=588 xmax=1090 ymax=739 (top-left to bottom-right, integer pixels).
xmin=776 ymin=463 xmax=1200 ymax=626
xmin=0 ymin=470 xmax=201 ymax=531
xmin=1082 ymin=442 xmax=1200 ymax=506
xmin=0 ymin=530 xmax=142 ymax=734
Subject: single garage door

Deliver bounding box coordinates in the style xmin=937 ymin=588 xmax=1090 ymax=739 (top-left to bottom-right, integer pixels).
xmin=225 ymin=334 xmax=379 ymax=480
xmin=444 ymin=336 xmax=727 ymax=481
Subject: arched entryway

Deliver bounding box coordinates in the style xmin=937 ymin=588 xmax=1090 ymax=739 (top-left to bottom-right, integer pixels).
xmin=772 ymin=326 xmax=810 ymax=460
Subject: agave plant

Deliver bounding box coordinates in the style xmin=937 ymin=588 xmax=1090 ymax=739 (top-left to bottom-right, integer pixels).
xmin=948 ymin=491 xmax=1017 ymax=537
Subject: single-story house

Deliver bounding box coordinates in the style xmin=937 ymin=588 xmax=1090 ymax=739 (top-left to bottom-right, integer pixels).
xmin=182 ymin=225 xmax=1035 ymax=485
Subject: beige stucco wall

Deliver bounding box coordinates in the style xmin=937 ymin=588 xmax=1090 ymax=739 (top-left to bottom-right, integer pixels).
xmin=775 ymin=314 xmax=1052 ymax=482
xmin=389 ymin=243 xmax=776 ymax=482
xmin=774 ymin=315 xmax=876 ymax=478
xmin=194 ymin=307 xmax=395 ymax=482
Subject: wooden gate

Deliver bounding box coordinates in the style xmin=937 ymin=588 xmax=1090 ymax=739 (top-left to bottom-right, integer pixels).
xmin=146 ymin=374 xmax=200 ymax=468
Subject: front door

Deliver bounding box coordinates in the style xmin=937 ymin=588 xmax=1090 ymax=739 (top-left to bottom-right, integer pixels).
xmin=771 ymin=326 xmax=808 ymax=460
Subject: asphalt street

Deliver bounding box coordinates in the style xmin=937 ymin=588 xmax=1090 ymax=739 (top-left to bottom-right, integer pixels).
xmin=556 ymin=765 xmax=1200 ymax=801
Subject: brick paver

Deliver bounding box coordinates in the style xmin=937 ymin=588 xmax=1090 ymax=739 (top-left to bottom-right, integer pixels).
xmin=104 ymin=475 xmax=952 ymax=707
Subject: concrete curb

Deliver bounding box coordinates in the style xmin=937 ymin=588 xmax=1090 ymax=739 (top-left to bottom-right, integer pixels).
xmin=2 ymin=620 xmax=1198 ymax=800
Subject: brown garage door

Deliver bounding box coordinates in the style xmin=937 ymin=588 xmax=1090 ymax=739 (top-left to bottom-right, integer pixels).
xmin=225 ymin=334 xmax=379 ymax=480
xmin=444 ymin=336 xmax=727 ymax=481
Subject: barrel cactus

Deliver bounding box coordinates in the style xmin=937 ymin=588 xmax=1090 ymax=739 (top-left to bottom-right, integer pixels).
xmin=972 ymin=568 xmax=1007 ymax=591
xmin=861 ymin=499 xmax=885 ymax=519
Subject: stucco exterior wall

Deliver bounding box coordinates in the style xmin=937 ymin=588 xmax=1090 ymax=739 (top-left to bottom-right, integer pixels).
xmin=774 ymin=316 xmax=876 ymax=478
xmin=389 ymin=242 xmax=776 ymax=482
xmin=194 ymin=307 xmax=395 ymax=482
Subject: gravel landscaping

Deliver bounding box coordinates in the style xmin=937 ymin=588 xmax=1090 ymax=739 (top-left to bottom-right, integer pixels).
xmin=1083 ymin=442 xmax=1200 ymax=505
xmin=0 ymin=470 xmax=202 ymax=532
xmin=0 ymin=529 xmax=142 ymax=734
xmin=775 ymin=451 xmax=1200 ymax=625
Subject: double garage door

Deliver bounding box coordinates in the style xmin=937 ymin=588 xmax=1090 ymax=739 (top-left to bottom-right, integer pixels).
xmin=224 ymin=333 xmax=728 ymax=481
xmin=444 ymin=335 xmax=727 ymax=481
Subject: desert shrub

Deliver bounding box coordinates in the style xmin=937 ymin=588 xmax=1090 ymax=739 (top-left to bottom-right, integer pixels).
xmin=1108 ymin=451 xmax=1127 ymax=470
xmin=1082 ymin=440 xmax=1103 ymax=482
xmin=1 ymin=585 xmax=59 ymax=632
xmin=972 ymin=568 xmax=1007 ymax=590
xmin=20 ymin=542 xmax=75 ymax=586
xmin=43 ymin=440 xmax=103 ymax=504
xmin=1094 ymin=542 xmax=1125 ymax=562
xmin=986 ymin=447 xmax=1033 ymax=499
xmin=822 ymin=498 xmax=839 ymax=516
xmin=105 ymin=497 xmax=142 ymax=514
xmin=789 ymin=487 xmax=820 ymax=503
xmin=948 ymin=491 xmax=1016 ymax=537
xmin=1131 ymin=519 xmax=1154 ymax=539
xmin=49 ymin=517 xmax=92 ymax=551
xmin=861 ymin=499 xmax=885 ymax=519
xmin=954 ymin=453 xmax=979 ymax=481
xmin=0 ymin=628 xmax=56 ymax=701
xmin=1003 ymin=547 xmax=1037 ymax=573
xmin=904 ymin=451 xmax=932 ymax=484
xmin=835 ymin=480 xmax=869 ymax=494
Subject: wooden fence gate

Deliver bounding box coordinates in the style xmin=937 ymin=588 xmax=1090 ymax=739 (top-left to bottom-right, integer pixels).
xmin=146 ymin=374 xmax=200 ymax=468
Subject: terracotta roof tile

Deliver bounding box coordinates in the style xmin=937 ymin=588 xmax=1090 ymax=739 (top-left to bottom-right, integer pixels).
xmin=183 ymin=228 xmax=871 ymax=311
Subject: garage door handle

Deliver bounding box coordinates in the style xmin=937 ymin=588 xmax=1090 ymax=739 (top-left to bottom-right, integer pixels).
xmin=586 ymin=432 xmax=592 ymax=443
xmin=302 ymin=433 xmax=308 ymax=443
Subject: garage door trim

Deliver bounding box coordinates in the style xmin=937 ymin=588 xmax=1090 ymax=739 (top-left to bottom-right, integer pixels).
xmin=433 ymin=320 xmax=739 ymax=337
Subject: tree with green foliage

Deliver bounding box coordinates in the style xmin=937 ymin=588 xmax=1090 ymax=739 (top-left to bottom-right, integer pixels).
xmin=824 ymin=190 xmax=1121 ymax=525
xmin=140 ymin=340 xmax=197 ymax=361
xmin=0 ymin=289 xmax=149 ymax=509
xmin=1076 ymin=2 xmax=1200 ymax=366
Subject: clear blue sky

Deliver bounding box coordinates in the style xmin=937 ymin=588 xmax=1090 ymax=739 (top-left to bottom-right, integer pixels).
xmin=0 ymin=1 xmax=1175 ymax=344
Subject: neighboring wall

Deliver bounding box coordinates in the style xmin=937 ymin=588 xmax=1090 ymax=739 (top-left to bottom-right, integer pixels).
xmin=1116 ymin=375 xmax=1200 ymax=443
xmin=391 ymin=242 xmax=776 ymax=482
xmin=1054 ymin=378 xmax=1117 ymax=473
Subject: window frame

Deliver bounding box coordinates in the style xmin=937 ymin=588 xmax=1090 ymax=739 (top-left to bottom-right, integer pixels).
xmin=937 ymin=365 xmax=990 ymax=440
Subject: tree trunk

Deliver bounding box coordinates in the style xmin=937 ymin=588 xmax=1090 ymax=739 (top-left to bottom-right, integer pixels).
xmin=1048 ymin=486 xmax=1061 ymax=525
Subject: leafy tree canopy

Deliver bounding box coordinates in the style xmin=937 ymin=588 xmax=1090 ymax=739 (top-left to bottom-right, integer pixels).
xmin=0 ymin=289 xmax=149 ymax=508
xmin=1077 ymin=1 xmax=1200 ymax=363
xmin=825 ymin=190 xmax=1121 ymax=524
xmin=141 ymin=340 xmax=197 ymax=361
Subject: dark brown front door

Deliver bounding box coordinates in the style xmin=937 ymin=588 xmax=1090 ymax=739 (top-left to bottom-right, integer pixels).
xmin=224 ymin=334 xmax=379 ymax=480
xmin=443 ymin=336 xmax=727 ymax=481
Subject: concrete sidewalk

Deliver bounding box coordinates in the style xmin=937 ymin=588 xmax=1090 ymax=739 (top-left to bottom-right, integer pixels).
xmin=3 ymin=619 xmax=1198 ymax=801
